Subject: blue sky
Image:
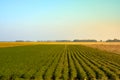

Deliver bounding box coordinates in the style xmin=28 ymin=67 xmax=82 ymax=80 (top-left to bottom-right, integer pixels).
xmin=0 ymin=0 xmax=120 ymax=41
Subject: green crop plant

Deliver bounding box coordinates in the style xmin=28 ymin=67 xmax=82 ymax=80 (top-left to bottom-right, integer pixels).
xmin=0 ymin=44 xmax=120 ymax=80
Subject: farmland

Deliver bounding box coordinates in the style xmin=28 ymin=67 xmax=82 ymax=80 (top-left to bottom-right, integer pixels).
xmin=0 ymin=44 xmax=120 ymax=80
xmin=83 ymin=42 xmax=120 ymax=54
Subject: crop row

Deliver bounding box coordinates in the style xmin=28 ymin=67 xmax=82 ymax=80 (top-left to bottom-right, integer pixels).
xmin=0 ymin=45 xmax=120 ymax=80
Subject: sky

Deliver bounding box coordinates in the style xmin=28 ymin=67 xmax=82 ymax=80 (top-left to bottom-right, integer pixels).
xmin=0 ymin=0 xmax=120 ymax=41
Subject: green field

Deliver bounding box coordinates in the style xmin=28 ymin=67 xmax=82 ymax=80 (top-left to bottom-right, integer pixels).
xmin=0 ymin=44 xmax=120 ymax=80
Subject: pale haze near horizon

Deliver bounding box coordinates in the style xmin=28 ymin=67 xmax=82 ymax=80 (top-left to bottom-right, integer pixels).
xmin=0 ymin=0 xmax=120 ymax=41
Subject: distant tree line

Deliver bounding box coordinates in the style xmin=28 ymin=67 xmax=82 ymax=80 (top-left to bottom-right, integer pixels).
xmin=73 ymin=39 xmax=97 ymax=42
xmin=14 ymin=39 xmax=120 ymax=42
xmin=106 ymin=39 xmax=120 ymax=42
xmin=15 ymin=40 xmax=33 ymax=42
xmin=56 ymin=40 xmax=71 ymax=42
xmin=16 ymin=40 xmax=24 ymax=42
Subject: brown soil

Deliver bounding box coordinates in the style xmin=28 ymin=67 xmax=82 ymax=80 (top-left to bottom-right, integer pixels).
xmin=84 ymin=42 xmax=120 ymax=54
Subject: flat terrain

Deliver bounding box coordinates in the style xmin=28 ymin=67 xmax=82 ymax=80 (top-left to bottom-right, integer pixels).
xmin=0 ymin=42 xmax=120 ymax=54
xmin=0 ymin=44 xmax=120 ymax=80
